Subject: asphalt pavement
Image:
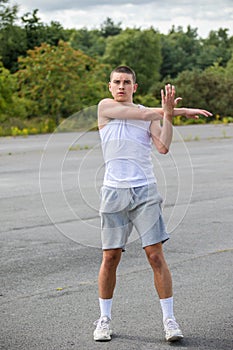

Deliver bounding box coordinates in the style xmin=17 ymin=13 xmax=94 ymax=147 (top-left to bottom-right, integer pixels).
xmin=0 ymin=124 xmax=233 ymax=350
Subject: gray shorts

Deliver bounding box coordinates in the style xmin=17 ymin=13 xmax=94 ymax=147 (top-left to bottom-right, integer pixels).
xmin=99 ymin=183 xmax=169 ymax=250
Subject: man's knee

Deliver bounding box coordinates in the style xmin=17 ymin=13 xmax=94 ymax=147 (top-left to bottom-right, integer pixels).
xmin=145 ymin=244 xmax=165 ymax=270
xmin=148 ymin=251 xmax=164 ymax=269
xmin=102 ymin=249 xmax=122 ymax=270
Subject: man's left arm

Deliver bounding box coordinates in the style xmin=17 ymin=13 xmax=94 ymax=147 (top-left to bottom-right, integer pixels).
xmin=151 ymin=106 xmax=212 ymax=120
xmin=150 ymin=85 xmax=174 ymax=154
xmin=150 ymin=90 xmax=213 ymax=153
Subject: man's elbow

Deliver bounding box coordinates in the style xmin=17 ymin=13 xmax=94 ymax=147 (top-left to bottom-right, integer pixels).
xmin=152 ymin=138 xmax=170 ymax=154
xmin=158 ymin=146 xmax=169 ymax=154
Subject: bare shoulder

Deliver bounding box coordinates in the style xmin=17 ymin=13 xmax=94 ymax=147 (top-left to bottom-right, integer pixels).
xmin=98 ymin=98 xmax=115 ymax=129
xmin=99 ymin=98 xmax=115 ymax=105
xmin=98 ymin=98 xmax=117 ymax=110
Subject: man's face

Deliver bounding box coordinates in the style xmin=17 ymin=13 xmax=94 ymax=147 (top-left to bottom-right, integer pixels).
xmin=109 ymin=72 xmax=138 ymax=103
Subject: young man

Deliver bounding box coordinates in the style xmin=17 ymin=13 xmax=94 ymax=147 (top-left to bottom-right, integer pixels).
xmin=94 ymin=66 xmax=212 ymax=342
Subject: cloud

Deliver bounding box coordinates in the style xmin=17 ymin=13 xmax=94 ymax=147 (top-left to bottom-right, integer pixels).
xmin=17 ymin=0 xmax=155 ymax=12
xmin=16 ymin=0 xmax=233 ymax=22
xmin=10 ymin=0 xmax=233 ymax=38
xmin=16 ymin=0 xmax=233 ymax=16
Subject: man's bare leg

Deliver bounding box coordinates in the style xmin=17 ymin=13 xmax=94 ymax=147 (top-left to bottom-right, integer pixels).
xmin=144 ymin=243 xmax=183 ymax=341
xmin=144 ymin=243 xmax=172 ymax=298
xmin=94 ymin=249 xmax=122 ymax=341
xmin=98 ymin=248 xmax=122 ymax=299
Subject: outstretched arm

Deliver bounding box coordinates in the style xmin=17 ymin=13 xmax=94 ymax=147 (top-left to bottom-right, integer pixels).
xmin=98 ymin=98 xmax=163 ymax=129
xmin=98 ymin=93 xmax=213 ymax=130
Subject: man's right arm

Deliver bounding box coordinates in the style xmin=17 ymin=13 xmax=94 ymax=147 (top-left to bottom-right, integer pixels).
xmin=98 ymin=98 xmax=163 ymax=129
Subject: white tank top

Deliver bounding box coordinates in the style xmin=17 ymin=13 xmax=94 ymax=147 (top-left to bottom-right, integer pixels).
xmin=99 ymin=118 xmax=156 ymax=188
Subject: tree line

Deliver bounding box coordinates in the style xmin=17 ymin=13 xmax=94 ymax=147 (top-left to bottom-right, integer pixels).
xmin=0 ymin=0 xmax=233 ymax=135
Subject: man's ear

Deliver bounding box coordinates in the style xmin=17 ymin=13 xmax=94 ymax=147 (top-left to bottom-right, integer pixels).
xmin=108 ymin=82 xmax=112 ymax=92
xmin=133 ymin=83 xmax=138 ymax=93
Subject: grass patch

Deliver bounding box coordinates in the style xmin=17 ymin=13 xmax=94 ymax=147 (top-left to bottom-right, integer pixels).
xmin=69 ymin=144 xmax=91 ymax=151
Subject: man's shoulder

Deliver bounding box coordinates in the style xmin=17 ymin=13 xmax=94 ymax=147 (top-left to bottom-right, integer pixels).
xmin=98 ymin=99 xmax=116 ymax=129
xmin=98 ymin=98 xmax=115 ymax=107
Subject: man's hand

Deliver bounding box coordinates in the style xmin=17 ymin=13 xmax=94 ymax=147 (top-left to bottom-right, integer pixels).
xmin=161 ymin=84 xmax=175 ymax=118
xmin=181 ymin=108 xmax=213 ymax=119
xmin=172 ymin=97 xmax=213 ymax=119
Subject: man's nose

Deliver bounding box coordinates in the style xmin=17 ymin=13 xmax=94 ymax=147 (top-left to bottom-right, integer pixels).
xmin=119 ymin=83 xmax=124 ymax=89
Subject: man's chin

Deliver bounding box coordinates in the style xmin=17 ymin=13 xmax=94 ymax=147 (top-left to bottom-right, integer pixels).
xmin=115 ymin=96 xmax=127 ymax=102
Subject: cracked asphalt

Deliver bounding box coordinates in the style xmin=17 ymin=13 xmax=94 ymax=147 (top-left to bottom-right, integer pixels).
xmin=0 ymin=124 xmax=233 ymax=350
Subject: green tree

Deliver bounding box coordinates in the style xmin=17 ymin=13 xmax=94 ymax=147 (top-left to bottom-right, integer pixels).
xmin=225 ymin=51 xmax=233 ymax=73
xmin=0 ymin=3 xmax=68 ymax=72
xmin=201 ymin=63 xmax=233 ymax=117
xmin=0 ymin=0 xmax=17 ymax=28
xmin=69 ymin=28 xmax=106 ymax=57
xmin=170 ymin=63 xmax=233 ymax=118
xmin=16 ymin=41 xmax=108 ymax=124
xmin=197 ymin=28 xmax=233 ymax=70
xmin=100 ymin=17 xmax=122 ymax=37
xmin=21 ymin=9 xmax=42 ymax=49
xmin=0 ymin=62 xmax=29 ymax=123
xmin=160 ymin=25 xmax=201 ymax=80
xmin=103 ymin=28 xmax=162 ymax=94
xmin=65 ymin=17 xmax=122 ymax=58
xmin=0 ymin=24 xmax=27 ymax=72
xmin=0 ymin=62 xmax=15 ymax=119
xmin=43 ymin=21 xmax=68 ymax=45
xmin=22 ymin=10 xmax=68 ymax=49
xmin=0 ymin=0 xmax=27 ymax=72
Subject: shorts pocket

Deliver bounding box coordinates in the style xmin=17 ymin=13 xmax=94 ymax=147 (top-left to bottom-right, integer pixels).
xmin=100 ymin=187 xmax=131 ymax=213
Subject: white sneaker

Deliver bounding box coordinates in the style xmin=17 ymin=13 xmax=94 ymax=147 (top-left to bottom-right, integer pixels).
xmin=93 ymin=316 xmax=112 ymax=341
xmin=164 ymin=318 xmax=183 ymax=342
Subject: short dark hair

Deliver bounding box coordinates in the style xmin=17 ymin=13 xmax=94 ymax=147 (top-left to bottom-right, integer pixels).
xmin=110 ymin=65 xmax=136 ymax=83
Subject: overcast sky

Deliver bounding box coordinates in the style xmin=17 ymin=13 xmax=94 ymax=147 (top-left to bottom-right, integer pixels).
xmin=10 ymin=0 xmax=233 ymax=38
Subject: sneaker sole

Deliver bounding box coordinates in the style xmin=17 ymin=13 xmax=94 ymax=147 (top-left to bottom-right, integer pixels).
xmin=166 ymin=334 xmax=184 ymax=342
xmin=93 ymin=330 xmax=113 ymax=341
xmin=94 ymin=335 xmax=112 ymax=342
xmin=94 ymin=336 xmax=111 ymax=341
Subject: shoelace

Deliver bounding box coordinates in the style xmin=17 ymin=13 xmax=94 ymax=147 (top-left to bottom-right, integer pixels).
xmin=165 ymin=319 xmax=179 ymax=330
xmin=94 ymin=317 xmax=110 ymax=329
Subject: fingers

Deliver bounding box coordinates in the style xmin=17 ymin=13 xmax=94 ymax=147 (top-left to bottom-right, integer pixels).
xmin=174 ymin=97 xmax=182 ymax=106
xmin=171 ymin=84 xmax=175 ymax=97
xmin=161 ymin=88 xmax=164 ymax=100
xmin=161 ymin=84 xmax=175 ymax=102
xmin=186 ymin=109 xmax=213 ymax=119
xmin=200 ymin=110 xmax=213 ymax=117
xmin=165 ymin=84 xmax=175 ymax=97
xmin=193 ymin=109 xmax=213 ymax=118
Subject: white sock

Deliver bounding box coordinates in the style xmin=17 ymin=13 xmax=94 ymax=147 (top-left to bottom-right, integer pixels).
xmin=99 ymin=298 xmax=113 ymax=319
xmin=160 ymin=296 xmax=175 ymax=322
